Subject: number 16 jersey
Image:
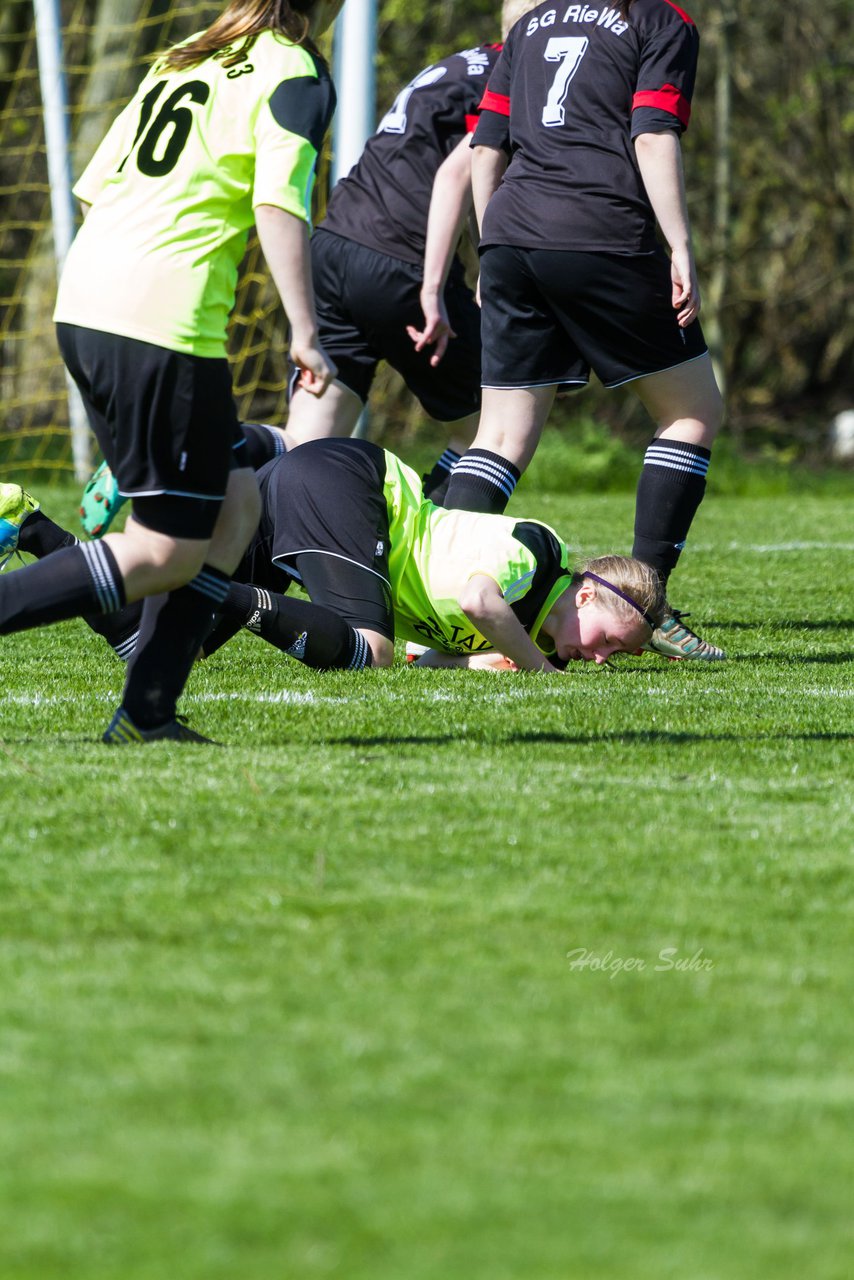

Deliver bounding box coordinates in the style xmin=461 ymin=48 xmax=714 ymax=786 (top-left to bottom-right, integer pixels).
xmin=54 ymin=31 xmax=335 ymax=356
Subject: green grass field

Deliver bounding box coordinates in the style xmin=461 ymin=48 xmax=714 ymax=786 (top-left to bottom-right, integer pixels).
xmin=1 ymin=482 xmax=852 ymax=1279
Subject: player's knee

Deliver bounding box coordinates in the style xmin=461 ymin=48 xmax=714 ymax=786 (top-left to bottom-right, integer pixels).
xmin=689 ymin=377 xmax=725 ymax=446
xmin=678 ymin=403 xmax=723 ymax=449
xmin=208 ymin=469 xmax=261 ymax=570
xmin=231 ymin=469 xmax=262 ymax=542
xmin=285 ymin=382 xmax=362 ymax=446
xmin=363 ymin=631 xmax=394 ymax=667
xmin=106 ymin=525 xmax=207 ymax=597
xmin=151 ymin=538 xmax=207 ymax=588
xmin=703 ymin=386 xmax=725 ymax=441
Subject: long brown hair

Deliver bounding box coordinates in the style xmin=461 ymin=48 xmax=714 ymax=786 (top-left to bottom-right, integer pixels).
xmin=160 ymin=0 xmax=322 ymax=72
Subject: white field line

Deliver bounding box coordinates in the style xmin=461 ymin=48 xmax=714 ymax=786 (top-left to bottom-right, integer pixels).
xmin=198 ymin=690 xmax=353 ymax=705
xmin=6 ymin=684 xmax=851 ymax=709
xmin=4 ymin=690 xmax=351 ymax=707
xmin=692 ymin=541 xmax=854 ymax=553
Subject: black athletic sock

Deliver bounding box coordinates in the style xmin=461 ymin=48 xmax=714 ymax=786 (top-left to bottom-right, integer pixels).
xmin=223 ymin=581 xmax=372 ymax=670
xmin=121 ymin=564 xmax=231 ymax=729
xmin=17 ymin=509 xmax=78 ymax=558
xmin=242 ymin=422 xmax=287 ymax=470
xmin=11 ymin=511 xmax=142 ymax=659
xmin=0 ymin=541 xmax=125 ymax=634
xmin=84 ymin=600 xmax=144 ymax=661
xmin=426 ymin=475 xmax=451 ymax=507
xmin=443 ymin=449 xmax=520 ymax=514
xmin=199 ymin=613 xmax=245 ymax=660
xmin=422 ymin=448 xmax=461 ymax=504
xmin=632 ymin=438 xmax=711 ymax=585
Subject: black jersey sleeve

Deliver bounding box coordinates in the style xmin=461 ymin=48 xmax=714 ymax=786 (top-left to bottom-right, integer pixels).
xmin=507 ymin=521 xmax=570 ymax=630
xmin=630 ymin=106 xmax=685 ymax=137
xmin=472 ymin=39 xmax=512 ymax=152
xmin=269 ymin=59 xmax=336 ymax=151
xmin=472 ymin=109 xmax=511 ymax=151
xmin=630 ymin=0 xmax=699 ymax=135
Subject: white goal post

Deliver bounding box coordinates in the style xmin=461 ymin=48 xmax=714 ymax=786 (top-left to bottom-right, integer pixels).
xmin=32 ymin=0 xmax=92 ymax=479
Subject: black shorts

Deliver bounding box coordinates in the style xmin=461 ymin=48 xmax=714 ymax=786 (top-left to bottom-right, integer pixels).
xmin=305 ymin=229 xmax=482 ymax=422
xmin=479 ymin=245 xmax=708 ymax=390
xmin=57 ymin=323 xmax=246 ymax=538
xmin=250 ymin=438 xmax=395 ymax=639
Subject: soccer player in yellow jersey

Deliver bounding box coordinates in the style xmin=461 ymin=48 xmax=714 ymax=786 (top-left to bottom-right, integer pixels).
xmin=207 ymin=438 xmax=667 ymax=673
xmin=4 ymin=438 xmax=666 ymax=678
xmin=0 ymin=0 xmax=343 ymax=742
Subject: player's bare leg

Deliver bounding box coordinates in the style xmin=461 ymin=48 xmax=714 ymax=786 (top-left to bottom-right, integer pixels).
xmin=422 ymin=410 xmax=480 ymax=503
xmin=357 ymin=629 xmax=394 ymax=667
xmin=633 ymin=351 xmax=723 ymax=452
xmin=443 ymin=385 xmax=556 ymax=512
xmin=284 ymin=380 xmax=364 ymax=448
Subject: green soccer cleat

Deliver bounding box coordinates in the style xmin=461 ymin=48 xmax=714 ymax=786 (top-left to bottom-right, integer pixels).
xmin=644 ymin=610 xmax=726 ymax=661
xmin=102 ymin=707 xmax=218 ymax=745
xmin=0 ymin=483 xmax=40 ymax=570
xmin=80 ymin=459 xmax=127 ymax=538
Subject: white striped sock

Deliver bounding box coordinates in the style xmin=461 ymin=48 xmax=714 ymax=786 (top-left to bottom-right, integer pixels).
xmin=80 ymin=541 xmax=122 ymax=613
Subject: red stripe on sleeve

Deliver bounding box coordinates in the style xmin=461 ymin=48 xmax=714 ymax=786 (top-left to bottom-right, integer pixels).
xmin=465 ymin=113 xmax=480 ymax=133
xmin=632 ymin=84 xmax=691 ymax=128
xmin=662 ymin=0 xmax=695 ymax=24
xmin=479 ymin=89 xmax=510 ymax=117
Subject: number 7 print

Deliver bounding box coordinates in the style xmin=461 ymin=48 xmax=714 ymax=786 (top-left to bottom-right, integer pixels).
xmin=541 ymin=37 xmax=589 ymax=128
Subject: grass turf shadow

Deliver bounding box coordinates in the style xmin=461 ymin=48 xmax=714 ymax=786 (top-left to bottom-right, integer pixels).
xmin=326 ymin=730 xmax=854 ymax=748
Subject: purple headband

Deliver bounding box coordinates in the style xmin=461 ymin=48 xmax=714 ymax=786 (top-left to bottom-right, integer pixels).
xmin=583 ymin=572 xmax=656 ymax=630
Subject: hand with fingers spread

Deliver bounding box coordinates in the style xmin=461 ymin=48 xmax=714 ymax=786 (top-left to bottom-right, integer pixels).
xmin=407 ymin=288 xmax=456 ymax=367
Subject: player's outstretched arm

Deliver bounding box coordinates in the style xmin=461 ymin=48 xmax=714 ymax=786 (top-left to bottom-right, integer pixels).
xmin=255 ymin=203 xmax=337 ymax=394
xmin=407 ymin=135 xmax=475 ymax=366
xmin=413 ymin=649 xmax=518 ymax=671
xmin=458 ymin=574 xmax=563 ymax=673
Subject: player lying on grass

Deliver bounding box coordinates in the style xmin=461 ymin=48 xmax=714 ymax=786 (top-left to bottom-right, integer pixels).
xmin=2 ymin=438 xmax=665 ymax=674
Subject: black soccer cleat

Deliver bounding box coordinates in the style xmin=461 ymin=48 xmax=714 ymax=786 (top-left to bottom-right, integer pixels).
xmin=102 ymin=707 xmax=218 ymax=745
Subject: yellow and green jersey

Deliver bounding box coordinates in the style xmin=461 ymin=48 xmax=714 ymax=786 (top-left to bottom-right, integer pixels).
xmin=382 ymin=450 xmax=574 ymax=656
xmin=54 ymin=31 xmax=335 ymax=356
